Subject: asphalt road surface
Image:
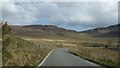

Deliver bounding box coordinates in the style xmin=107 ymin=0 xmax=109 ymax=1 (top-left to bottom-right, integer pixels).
xmin=38 ymin=48 xmax=102 ymax=67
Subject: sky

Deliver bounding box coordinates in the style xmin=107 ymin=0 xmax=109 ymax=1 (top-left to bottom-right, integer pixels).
xmin=0 ymin=0 xmax=119 ymax=31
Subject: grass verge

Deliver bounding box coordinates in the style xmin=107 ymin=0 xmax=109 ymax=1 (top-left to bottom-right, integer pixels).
xmin=2 ymin=35 xmax=52 ymax=67
xmin=69 ymin=46 xmax=119 ymax=68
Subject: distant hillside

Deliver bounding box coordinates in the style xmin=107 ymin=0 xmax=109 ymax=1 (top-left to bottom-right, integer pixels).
xmin=10 ymin=25 xmax=79 ymax=38
xmin=10 ymin=24 xmax=119 ymax=38
xmin=81 ymin=24 xmax=120 ymax=37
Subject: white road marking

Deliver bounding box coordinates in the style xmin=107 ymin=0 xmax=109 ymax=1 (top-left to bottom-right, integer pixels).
xmin=66 ymin=49 xmax=68 ymax=51
xmin=85 ymin=60 xmax=98 ymax=66
xmin=37 ymin=48 xmax=99 ymax=67
xmin=37 ymin=49 xmax=54 ymax=67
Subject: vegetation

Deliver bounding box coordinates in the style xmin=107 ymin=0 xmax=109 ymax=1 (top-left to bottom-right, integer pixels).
xmin=3 ymin=35 xmax=52 ymax=67
xmin=23 ymin=36 xmax=119 ymax=67
xmin=0 ymin=25 xmax=1 ymax=67
xmin=2 ymin=22 xmax=11 ymax=36
xmin=69 ymin=44 xmax=119 ymax=68
xmin=15 ymin=34 xmax=119 ymax=67
xmin=2 ymin=22 xmax=52 ymax=67
xmin=2 ymin=22 xmax=12 ymax=65
xmin=1 ymin=22 xmax=119 ymax=67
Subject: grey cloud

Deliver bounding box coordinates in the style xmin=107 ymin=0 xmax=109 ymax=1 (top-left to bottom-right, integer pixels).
xmin=55 ymin=2 xmax=118 ymax=28
xmin=1 ymin=2 xmax=118 ymax=30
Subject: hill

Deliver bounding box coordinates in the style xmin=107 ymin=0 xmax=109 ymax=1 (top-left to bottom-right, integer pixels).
xmin=10 ymin=25 xmax=79 ymax=38
xmin=10 ymin=24 xmax=119 ymax=38
xmin=81 ymin=24 xmax=120 ymax=37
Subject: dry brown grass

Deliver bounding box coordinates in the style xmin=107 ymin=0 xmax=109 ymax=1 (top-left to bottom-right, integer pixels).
xmin=24 ymin=38 xmax=59 ymax=48
xmin=5 ymin=47 xmax=51 ymax=66
xmin=10 ymin=35 xmax=119 ymax=67
xmin=0 ymin=40 xmax=2 ymax=67
xmin=3 ymin=36 xmax=52 ymax=66
xmin=69 ymin=45 xmax=119 ymax=67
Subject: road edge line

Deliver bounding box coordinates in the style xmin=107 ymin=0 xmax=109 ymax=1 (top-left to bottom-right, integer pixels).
xmin=85 ymin=60 xmax=98 ymax=66
xmin=37 ymin=49 xmax=54 ymax=67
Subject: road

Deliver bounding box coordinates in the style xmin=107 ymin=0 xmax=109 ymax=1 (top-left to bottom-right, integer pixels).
xmin=38 ymin=48 xmax=102 ymax=67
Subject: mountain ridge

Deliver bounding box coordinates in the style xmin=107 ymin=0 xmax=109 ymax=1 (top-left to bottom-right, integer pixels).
xmin=10 ymin=24 xmax=119 ymax=38
xmin=81 ymin=24 xmax=120 ymax=37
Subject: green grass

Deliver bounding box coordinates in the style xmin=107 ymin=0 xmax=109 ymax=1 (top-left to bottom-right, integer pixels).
xmin=2 ymin=35 xmax=52 ymax=67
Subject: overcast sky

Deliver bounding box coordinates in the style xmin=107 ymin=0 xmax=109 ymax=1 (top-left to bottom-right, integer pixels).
xmin=1 ymin=0 xmax=119 ymax=31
